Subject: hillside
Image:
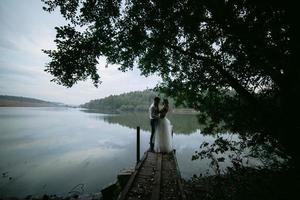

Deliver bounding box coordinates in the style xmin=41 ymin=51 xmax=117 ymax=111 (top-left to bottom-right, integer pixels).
xmin=0 ymin=95 xmax=64 ymax=107
xmin=81 ymin=90 xmax=190 ymax=113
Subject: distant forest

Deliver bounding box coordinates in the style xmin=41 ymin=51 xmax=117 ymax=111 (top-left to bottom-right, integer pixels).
xmin=0 ymin=95 xmax=63 ymax=107
xmin=81 ymin=90 xmax=190 ymax=113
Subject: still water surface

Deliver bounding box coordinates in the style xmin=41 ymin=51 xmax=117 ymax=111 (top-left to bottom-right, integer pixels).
xmin=0 ymin=107 xmax=223 ymax=197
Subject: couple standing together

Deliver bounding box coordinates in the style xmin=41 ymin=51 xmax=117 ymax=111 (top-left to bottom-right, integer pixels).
xmin=149 ymin=97 xmax=173 ymax=153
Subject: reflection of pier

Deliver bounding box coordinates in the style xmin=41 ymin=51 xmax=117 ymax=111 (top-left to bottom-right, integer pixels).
xmin=117 ymin=127 xmax=186 ymax=200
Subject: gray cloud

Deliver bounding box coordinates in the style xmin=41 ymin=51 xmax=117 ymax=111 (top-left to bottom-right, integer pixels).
xmin=0 ymin=0 xmax=161 ymax=105
xmin=0 ymin=38 xmax=21 ymax=52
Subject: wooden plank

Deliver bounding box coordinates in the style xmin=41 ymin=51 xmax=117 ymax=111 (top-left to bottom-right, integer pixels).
xmin=150 ymin=153 xmax=162 ymax=200
xmin=160 ymin=153 xmax=179 ymax=200
xmin=118 ymin=151 xmax=148 ymax=200
xmin=172 ymin=151 xmax=187 ymax=200
xmin=118 ymin=150 xmax=186 ymax=200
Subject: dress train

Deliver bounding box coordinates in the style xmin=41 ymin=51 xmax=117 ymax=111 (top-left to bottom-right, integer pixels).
xmin=154 ymin=118 xmax=173 ymax=153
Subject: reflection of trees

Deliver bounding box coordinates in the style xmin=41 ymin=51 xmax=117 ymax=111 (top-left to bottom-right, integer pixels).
xmin=80 ymin=109 xmax=118 ymax=114
xmin=102 ymin=112 xmax=203 ymax=135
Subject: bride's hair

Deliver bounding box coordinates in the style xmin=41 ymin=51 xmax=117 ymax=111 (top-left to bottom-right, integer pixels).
xmin=163 ymin=99 xmax=169 ymax=105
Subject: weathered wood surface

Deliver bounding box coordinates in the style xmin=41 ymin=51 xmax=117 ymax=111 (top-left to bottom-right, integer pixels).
xmin=118 ymin=150 xmax=186 ymax=200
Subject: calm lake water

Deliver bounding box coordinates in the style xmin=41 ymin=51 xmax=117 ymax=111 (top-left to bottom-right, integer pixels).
xmin=0 ymin=107 xmax=235 ymax=197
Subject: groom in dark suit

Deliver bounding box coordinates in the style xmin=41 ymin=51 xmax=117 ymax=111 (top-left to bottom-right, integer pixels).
xmin=149 ymin=97 xmax=160 ymax=151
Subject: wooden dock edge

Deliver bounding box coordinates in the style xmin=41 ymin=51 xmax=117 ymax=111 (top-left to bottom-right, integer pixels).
xmin=117 ymin=150 xmax=149 ymax=200
xmin=173 ymin=150 xmax=187 ymax=200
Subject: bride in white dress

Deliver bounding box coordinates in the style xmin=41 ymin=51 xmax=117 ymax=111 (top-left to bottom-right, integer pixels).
xmin=154 ymin=99 xmax=173 ymax=153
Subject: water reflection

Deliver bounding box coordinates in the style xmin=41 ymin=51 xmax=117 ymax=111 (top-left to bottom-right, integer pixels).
xmin=0 ymin=108 xmax=144 ymax=197
xmin=82 ymin=110 xmax=227 ymax=177
xmin=84 ymin=110 xmax=203 ymax=135
xmin=0 ymin=107 xmax=234 ymax=198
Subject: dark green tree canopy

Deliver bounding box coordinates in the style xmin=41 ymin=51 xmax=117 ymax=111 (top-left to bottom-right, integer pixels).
xmin=43 ymin=0 xmax=294 ymax=90
xmin=42 ymin=0 xmax=299 ymax=157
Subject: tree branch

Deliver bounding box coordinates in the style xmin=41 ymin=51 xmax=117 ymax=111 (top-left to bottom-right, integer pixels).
xmin=165 ymin=43 xmax=258 ymax=106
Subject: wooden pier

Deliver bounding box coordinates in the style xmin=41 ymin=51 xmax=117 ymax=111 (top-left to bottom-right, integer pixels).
xmin=117 ymin=127 xmax=186 ymax=200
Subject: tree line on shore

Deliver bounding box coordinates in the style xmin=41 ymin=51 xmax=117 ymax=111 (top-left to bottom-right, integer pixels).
xmin=80 ymin=89 xmax=186 ymax=113
xmin=0 ymin=95 xmax=63 ymax=107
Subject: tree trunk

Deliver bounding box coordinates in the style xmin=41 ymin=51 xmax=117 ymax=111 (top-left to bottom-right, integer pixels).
xmin=278 ymin=3 xmax=300 ymax=168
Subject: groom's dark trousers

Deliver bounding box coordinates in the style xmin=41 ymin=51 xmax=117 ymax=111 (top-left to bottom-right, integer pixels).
xmin=150 ymin=118 xmax=158 ymax=151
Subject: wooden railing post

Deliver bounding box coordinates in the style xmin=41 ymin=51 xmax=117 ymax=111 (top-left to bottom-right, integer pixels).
xmin=136 ymin=126 xmax=140 ymax=164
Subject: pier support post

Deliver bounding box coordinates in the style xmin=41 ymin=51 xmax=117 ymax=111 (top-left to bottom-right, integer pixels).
xmin=136 ymin=126 xmax=140 ymax=164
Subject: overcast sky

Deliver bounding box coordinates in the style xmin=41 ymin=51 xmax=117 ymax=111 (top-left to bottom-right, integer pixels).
xmin=0 ymin=0 xmax=161 ymax=105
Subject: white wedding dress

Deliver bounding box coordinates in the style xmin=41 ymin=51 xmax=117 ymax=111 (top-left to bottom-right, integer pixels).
xmin=154 ymin=117 xmax=173 ymax=153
